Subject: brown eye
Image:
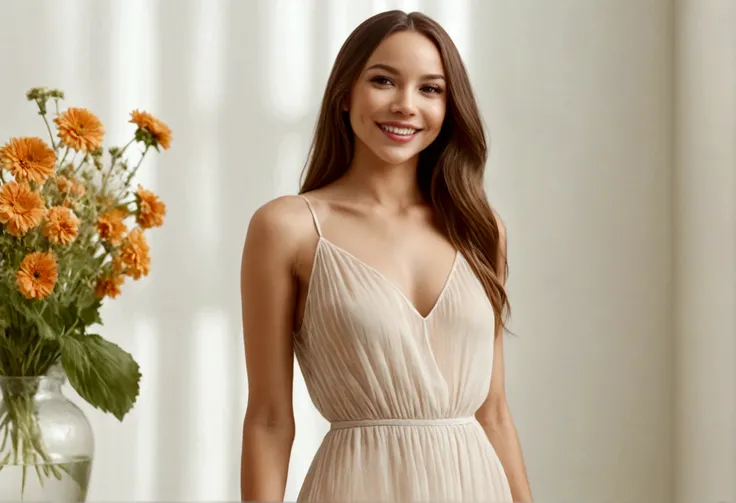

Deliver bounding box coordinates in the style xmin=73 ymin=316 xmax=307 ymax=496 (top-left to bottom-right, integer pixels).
xmin=371 ymin=76 xmax=393 ymax=86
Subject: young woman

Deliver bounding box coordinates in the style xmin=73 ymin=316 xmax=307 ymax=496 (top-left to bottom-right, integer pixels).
xmin=240 ymin=10 xmax=532 ymax=503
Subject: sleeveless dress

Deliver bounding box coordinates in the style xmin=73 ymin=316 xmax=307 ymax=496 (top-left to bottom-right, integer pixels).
xmin=294 ymin=195 xmax=512 ymax=502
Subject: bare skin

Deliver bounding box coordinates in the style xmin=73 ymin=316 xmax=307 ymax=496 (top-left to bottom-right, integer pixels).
xmin=240 ymin=30 xmax=532 ymax=503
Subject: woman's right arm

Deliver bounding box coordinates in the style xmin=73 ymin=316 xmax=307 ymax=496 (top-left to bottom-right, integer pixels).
xmin=240 ymin=199 xmax=301 ymax=502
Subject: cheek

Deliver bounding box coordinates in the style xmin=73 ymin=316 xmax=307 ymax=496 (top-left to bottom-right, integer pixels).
xmin=349 ymin=95 xmax=376 ymax=131
xmin=349 ymin=105 xmax=373 ymax=134
xmin=420 ymin=101 xmax=446 ymax=144
xmin=350 ymin=86 xmax=385 ymax=116
xmin=427 ymin=101 xmax=446 ymax=130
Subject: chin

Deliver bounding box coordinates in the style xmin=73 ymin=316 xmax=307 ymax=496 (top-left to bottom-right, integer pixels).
xmin=369 ymin=139 xmax=425 ymax=165
xmin=374 ymin=149 xmax=420 ymax=166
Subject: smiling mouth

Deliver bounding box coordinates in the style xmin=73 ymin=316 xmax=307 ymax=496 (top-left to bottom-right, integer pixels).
xmin=377 ymin=123 xmax=421 ymax=135
xmin=377 ymin=123 xmax=422 ymax=143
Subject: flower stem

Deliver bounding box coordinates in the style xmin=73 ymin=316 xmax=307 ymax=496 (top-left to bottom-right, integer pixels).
xmin=122 ymin=146 xmax=150 ymax=190
xmin=59 ymin=147 xmax=70 ymax=169
xmin=100 ymin=138 xmax=136 ymax=196
xmin=113 ymin=145 xmax=150 ymax=200
xmin=0 ymin=388 xmax=65 ymax=499
xmin=40 ymin=112 xmax=57 ymax=151
xmin=118 ymin=138 xmax=135 ymax=157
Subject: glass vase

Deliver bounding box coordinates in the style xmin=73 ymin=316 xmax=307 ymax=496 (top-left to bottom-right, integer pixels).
xmin=0 ymin=370 xmax=94 ymax=502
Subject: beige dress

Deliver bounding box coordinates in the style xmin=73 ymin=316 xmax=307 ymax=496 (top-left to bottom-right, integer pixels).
xmin=294 ymin=195 xmax=513 ymax=502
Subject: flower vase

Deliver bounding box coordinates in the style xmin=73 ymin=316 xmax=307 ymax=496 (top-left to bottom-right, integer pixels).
xmin=0 ymin=371 xmax=94 ymax=502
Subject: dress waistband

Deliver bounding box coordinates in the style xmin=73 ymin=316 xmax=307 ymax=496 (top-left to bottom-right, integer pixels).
xmin=329 ymin=416 xmax=476 ymax=430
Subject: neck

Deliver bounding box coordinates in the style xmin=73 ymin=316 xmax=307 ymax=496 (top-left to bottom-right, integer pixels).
xmin=337 ymin=142 xmax=424 ymax=211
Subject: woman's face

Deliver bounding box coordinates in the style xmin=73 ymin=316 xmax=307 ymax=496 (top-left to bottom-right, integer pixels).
xmin=347 ymin=31 xmax=447 ymax=166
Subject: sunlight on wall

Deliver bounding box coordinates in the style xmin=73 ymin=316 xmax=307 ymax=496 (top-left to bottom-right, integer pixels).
xmin=132 ymin=316 xmax=160 ymax=501
xmin=48 ymin=0 xmax=84 ymax=93
xmin=327 ymin=0 xmax=350 ymax=61
xmin=106 ymin=1 xmax=161 ymax=500
xmin=109 ymin=0 xmax=159 ymax=191
xmin=267 ymin=0 xmax=314 ymax=123
xmin=436 ymin=0 xmax=472 ymax=66
xmin=394 ymin=0 xmax=422 ymax=14
xmin=191 ymin=308 xmax=233 ymax=500
xmin=190 ymin=139 xmax=222 ymax=252
xmin=275 ymin=132 xmax=307 ymax=196
xmin=372 ymin=0 xmax=391 ymax=14
xmin=188 ymin=0 xmax=227 ymax=253
xmin=191 ymin=0 xmax=226 ymax=116
xmin=186 ymin=0 xmax=232 ymax=496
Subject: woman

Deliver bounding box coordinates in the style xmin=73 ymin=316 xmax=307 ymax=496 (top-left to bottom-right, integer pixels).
xmin=240 ymin=10 xmax=532 ymax=503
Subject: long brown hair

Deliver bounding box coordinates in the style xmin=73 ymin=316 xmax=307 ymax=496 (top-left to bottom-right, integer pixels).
xmin=299 ymin=10 xmax=510 ymax=335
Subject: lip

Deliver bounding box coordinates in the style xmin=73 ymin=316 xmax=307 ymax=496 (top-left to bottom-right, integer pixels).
xmin=376 ymin=122 xmax=422 ymax=144
xmin=378 ymin=121 xmax=422 ymax=130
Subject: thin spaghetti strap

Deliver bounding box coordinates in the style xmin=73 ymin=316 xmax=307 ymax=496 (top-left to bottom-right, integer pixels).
xmin=298 ymin=195 xmax=323 ymax=238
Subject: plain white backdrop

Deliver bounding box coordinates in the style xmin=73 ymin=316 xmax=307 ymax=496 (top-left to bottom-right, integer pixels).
xmin=0 ymin=0 xmax=733 ymax=502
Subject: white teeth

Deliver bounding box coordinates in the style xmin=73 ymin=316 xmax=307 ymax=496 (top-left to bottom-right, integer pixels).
xmin=380 ymin=124 xmax=417 ymax=136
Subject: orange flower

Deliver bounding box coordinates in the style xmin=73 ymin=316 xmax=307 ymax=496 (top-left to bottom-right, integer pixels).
xmin=71 ymin=181 xmax=86 ymax=197
xmin=55 ymin=175 xmax=73 ymax=193
xmin=53 ymin=107 xmax=104 ymax=152
xmin=63 ymin=199 xmax=79 ymax=212
xmin=96 ymin=195 xmax=116 ymax=207
xmin=43 ymin=206 xmax=80 ymax=245
xmin=135 ymin=185 xmax=166 ymax=228
xmin=97 ymin=208 xmax=129 ymax=246
xmin=119 ymin=228 xmax=151 ymax=280
xmin=56 ymin=175 xmax=86 ymax=198
xmin=0 ymin=137 xmax=57 ymax=184
xmin=15 ymin=251 xmax=58 ymax=300
xmin=129 ymin=109 xmax=172 ymax=150
xmin=95 ymin=274 xmax=124 ymax=299
xmin=111 ymin=255 xmax=124 ymax=275
xmin=0 ymin=181 xmax=47 ymax=237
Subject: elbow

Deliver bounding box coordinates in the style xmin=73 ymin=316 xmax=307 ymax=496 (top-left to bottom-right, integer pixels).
xmin=475 ymin=399 xmax=514 ymax=432
xmin=243 ymin=406 xmax=296 ymax=442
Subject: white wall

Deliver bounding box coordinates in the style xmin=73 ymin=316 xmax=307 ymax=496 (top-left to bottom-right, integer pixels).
xmin=479 ymin=2 xmax=674 ymax=501
xmin=673 ymin=1 xmax=736 ymax=503
xmin=0 ymin=1 xmax=730 ymax=502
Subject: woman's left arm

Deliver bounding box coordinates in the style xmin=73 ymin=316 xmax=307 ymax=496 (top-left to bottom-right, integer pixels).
xmin=475 ymin=214 xmax=533 ymax=503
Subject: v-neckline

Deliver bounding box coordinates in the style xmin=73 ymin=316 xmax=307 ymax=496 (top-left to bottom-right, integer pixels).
xmin=317 ymin=236 xmax=460 ymax=321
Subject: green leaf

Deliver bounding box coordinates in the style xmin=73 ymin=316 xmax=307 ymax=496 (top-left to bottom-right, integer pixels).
xmin=59 ymin=332 xmax=140 ymax=421
xmin=15 ymin=303 xmax=57 ymax=340
xmin=77 ymin=300 xmax=103 ymax=327
xmin=36 ymin=316 xmax=55 ymax=340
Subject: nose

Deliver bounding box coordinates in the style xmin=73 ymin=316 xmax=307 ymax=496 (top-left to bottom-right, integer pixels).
xmin=389 ymin=89 xmax=417 ymax=116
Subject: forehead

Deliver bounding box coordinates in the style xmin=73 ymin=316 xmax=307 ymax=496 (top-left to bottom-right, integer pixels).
xmin=364 ymin=31 xmax=444 ymax=76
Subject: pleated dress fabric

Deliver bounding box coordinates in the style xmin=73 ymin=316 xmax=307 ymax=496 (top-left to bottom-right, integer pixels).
xmin=294 ymin=196 xmax=512 ymax=503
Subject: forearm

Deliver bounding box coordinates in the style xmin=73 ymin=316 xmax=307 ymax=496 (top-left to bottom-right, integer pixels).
xmin=240 ymin=418 xmax=295 ymax=502
xmin=480 ymin=415 xmax=533 ymax=503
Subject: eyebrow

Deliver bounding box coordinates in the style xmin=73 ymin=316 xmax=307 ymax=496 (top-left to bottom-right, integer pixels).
xmin=365 ymin=63 xmax=445 ymax=81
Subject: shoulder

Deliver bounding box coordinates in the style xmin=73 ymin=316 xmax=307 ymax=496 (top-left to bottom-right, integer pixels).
xmin=243 ymin=195 xmax=316 ymax=260
xmin=247 ymin=195 xmax=312 ymax=237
